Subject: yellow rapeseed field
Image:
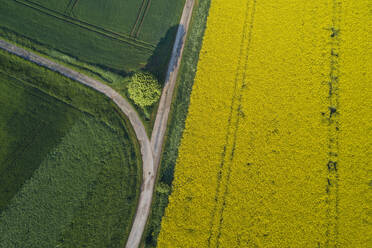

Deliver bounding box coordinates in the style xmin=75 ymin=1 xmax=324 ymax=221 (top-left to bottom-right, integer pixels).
xmin=158 ymin=0 xmax=371 ymax=247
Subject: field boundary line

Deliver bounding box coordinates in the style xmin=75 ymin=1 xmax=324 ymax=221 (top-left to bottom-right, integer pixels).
xmin=14 ymin=0 xmax=155 ymax=51
xmin=143 ymin=0 xmax=194 ymax=247
xmin=27 ymin=0 xmax=151 ymax=46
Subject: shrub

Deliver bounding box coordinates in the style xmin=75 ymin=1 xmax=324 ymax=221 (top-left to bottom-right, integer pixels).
xmin=127 ymin=72 xmax=161 ymax=108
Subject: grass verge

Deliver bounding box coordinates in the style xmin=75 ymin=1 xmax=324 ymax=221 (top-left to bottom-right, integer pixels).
xmin=141 ymin=1 xmax=212 ymax=246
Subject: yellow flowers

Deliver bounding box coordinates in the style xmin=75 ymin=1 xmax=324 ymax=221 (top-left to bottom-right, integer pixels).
xmin=158 ymin=0 xmax=371 ymax=247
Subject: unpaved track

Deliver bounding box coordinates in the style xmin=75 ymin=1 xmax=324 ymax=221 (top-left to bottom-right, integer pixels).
xmin=151 ymin=0 xmax=195 ymax=171
xmin=0 ymin=0 xmax=194 ymax=246
xmin=0 ymin=39 xmax=154 ymax=248
xmin=127 ymin=0 xmax=195 ymax=247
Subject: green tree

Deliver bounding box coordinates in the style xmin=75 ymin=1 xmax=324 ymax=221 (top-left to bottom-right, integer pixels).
xmin=127 ymin=72 xmax=161 ymax=108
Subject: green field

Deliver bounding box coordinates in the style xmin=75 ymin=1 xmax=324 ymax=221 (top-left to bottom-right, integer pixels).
xmin=0 ymin=0 xmax=185 ymax=74
xmin=0 ymin=49 xmax=141 ymax=247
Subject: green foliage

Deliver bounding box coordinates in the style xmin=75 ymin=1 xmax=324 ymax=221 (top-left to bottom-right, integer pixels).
xmin=0 ymin=0 xmax=184 ymax=72
xmin=143 ymin=0 xmax=212 ymax=246
xmin=156 ymin=183 xmax=171 ymax=194
xmin=128 ymin=72 xmax=161 ymax=108
xmin=0 ymin=0 xmax=186 ymax=134
xmin=0 ymin=49 xmax=141 ymax=247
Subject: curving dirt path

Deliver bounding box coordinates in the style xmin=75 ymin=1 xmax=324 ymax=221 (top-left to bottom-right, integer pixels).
xmin=0 ymin=1 xmax=194 ymax=246
xmin=0 ymin=39 xmax=154 ymax=248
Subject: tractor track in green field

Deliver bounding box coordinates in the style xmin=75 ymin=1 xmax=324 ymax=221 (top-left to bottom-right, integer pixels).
xmin=0 ymin=0 xmax=195 ymax=247
xmin=130 ymin=0 xmax=148 ymax=37
xmin=64 ymin=0 xmax=79 ymax=17
xmin=14 ymin=0 xmax=155 ymax=51
xmin=130 ymin=0 xmax=152 ymax=38
xmin=0 ymin=39 xmax=154 ymax=248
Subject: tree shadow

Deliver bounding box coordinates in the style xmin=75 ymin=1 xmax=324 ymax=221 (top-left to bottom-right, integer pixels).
xmin=144 ymin=25 xmax=180 ymax=85
xmin=0 ymin=79 xmax=79 ymax=213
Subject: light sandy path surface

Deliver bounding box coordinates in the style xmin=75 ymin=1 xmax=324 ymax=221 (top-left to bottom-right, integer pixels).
xmin=127 ymin=0 xmax=195 ymax=247
xmin=0 ymin=39 xmax=154 ymax=248
xmin=151 ymin=0 xmax=195 ymax=171
xmin=0 ymin=0 xmax=194 ymax=246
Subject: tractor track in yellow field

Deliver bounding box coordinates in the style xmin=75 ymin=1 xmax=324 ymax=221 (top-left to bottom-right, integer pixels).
xmin=207 ymin=1 xmax=257 ymax=247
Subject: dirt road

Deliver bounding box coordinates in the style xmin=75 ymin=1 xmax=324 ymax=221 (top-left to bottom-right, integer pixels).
xmin=0 ymin=39 xmax=154 ymax=248
xmin=126 ymin=0 xmax=195 ymax=247
xmin=151 ymin=0 xmax=195 ymax=172
xmin=0 ymin=0 xmax=194 ymax=246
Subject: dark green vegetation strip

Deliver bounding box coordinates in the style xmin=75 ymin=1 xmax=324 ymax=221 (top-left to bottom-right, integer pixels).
xmin=142 ymin=1 xmax=212 ymax=246
xmin=0 ymin=49 xmax=141 ymax=248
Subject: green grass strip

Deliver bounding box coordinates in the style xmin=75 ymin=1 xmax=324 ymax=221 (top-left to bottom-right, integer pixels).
xmin=142 ymin=0 xmax=212 ymax=246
